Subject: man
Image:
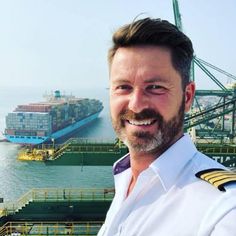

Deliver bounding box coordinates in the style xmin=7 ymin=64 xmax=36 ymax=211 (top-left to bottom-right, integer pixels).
xmin=98 ymin=18 xmax=236 ymax=236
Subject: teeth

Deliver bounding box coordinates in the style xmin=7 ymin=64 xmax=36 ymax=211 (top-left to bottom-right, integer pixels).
xmin=128 ymin=119 xmax=154 ymax=126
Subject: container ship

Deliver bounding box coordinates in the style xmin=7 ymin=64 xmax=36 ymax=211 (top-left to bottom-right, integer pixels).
xmin=4 ymin=90 xmax=103 ymax=145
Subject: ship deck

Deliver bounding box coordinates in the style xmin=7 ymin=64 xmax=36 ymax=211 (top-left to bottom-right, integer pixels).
xmin=0 ymin=188 xmax=114 ymax=235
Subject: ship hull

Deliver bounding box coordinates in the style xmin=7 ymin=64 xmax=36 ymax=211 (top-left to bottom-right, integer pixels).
xmin=5 ymin=111 xmax=101 ymax=145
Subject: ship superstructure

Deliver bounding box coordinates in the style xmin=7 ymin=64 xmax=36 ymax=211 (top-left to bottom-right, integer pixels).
xmin=4 ymin=90 xmax=103 ymax=144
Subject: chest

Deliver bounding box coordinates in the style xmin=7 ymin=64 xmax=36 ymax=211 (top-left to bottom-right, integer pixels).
xmin=105 ymin=183 xmax=217 ymax=236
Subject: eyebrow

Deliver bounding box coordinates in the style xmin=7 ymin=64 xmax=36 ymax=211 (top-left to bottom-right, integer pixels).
xmin=111 ymin=77 xmax=167 ymax=85
xmin=144 ymin=77 xmax=167 ymax=83
xmin=111 ymin=79 xmax=131 ymax=84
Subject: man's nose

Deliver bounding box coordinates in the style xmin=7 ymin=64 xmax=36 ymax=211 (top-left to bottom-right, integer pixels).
xmin=128 ymin=89 xmax=149 ymax=113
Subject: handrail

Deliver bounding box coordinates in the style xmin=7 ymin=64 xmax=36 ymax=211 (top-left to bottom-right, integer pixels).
xmin=0 ymin=221 xmax=103 ymax=236
xmin=199 ymin=147 xmax=236 ymax=154
xmin=50 ymin=143 xmax=70 ymax=160
xmin=65 ymin=138 xmax=116 ymax=145
xmin=49 ymin=138 xmax=124 ymax=160
xmin=50 ymin=139 xmax=127 ymax=161
xmin=0 ymin=188 xmax=114 ymax=217
xmin=2 ymin=190 xmax=34 ymax=215
xmin=66 ymin=145 xmax=124 ymax=153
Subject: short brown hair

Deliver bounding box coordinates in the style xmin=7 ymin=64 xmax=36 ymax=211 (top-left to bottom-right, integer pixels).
xmin=108 ymin=18 xmax=194 ymax=88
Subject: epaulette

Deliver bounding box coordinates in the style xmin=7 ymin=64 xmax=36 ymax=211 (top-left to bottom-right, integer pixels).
xmin=195 ymin=168 xmax=236 ymax=191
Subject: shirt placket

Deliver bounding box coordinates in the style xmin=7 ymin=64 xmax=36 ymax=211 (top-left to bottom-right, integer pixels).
xmin=117 ymin=171 xmax=159 ymax=235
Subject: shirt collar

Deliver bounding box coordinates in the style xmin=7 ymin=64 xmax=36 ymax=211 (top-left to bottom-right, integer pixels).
xmin=113 ymin=153 xmax=130 ymax=175
xmin=150 ymin=134 xmax=198 ymax=191
xmin=113 ymin=134 xmax=198 ymax=191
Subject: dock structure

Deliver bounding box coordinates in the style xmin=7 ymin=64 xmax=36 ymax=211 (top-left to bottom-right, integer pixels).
xmin=18 ymin=138 xmax=128 ymax=166
xmin=17 ymin=137 xmax=236 ymax=167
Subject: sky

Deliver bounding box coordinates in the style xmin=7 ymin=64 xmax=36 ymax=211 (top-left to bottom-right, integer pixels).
xmin=0 ymin=0 xmax=236 ymax=91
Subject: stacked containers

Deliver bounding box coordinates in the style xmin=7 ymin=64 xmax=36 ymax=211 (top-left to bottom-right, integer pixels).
xmin=50 ymin=102 xmax=71 ymax=132
xmin=5 ymin=94 xmax=103 ymax=138
xmin=5 ymin=111 xmax=51 ymax=137
xmin=89 ymin=99 xmax=103 ymax=114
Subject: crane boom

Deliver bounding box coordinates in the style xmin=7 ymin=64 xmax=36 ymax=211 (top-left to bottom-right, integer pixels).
xmin=172 ymin=0 xmax=182 ymax=31
xmin=195 ymin=57 xmax=236 ymax=81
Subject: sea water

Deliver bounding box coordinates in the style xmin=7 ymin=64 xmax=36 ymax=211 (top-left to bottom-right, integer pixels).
xmin=0 ymin=87 xmax=116 ymax=202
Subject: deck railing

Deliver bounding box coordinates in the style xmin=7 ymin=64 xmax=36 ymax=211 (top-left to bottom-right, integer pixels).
xmin=49 ymin=138 xmax=126 ymax=160
xmin=65 ymin=145 xmax=124 ymax=153
xmin=0 ymin=221 xmax=103 ymax=236
xmin=197 ymin=144 xmax=236 ymax=155
xmin=0 ymin=188 xmax=114 ymax=217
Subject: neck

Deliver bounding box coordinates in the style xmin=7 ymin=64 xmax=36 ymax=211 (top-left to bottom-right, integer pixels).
xmin=126 ymin=132 xmax=184 ymax=196
xmin=126 ymin=151 xmax=155 ymax=197
xmin=129 ymin=151 xmax=156 ymax=180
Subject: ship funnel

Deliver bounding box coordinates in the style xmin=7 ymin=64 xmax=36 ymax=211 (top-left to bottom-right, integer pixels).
xmin=54 ymin=90 xmax=61 ymax=99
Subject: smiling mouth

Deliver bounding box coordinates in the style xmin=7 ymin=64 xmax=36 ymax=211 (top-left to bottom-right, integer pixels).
xmin=127 ymin=119 xmax=156 ymax=126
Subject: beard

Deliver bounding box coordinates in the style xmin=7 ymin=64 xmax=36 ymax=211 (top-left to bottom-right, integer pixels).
xmin=111 ymin=96 xmax=185 ymax=155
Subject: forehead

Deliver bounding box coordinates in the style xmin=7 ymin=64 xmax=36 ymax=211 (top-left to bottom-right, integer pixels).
xmin=113 ymin=45 xmax=172 ymax=63
xmin=110 ymin=46 xmax=180 ymax=82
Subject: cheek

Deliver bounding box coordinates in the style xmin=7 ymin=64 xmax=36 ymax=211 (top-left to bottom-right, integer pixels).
xmin=109 ymin=95 xmax=124 ymax=118
xmin=152 ymin=96 xmax=170 ymax=111
xmin=153 ymin=96 xmax=181 ymax=119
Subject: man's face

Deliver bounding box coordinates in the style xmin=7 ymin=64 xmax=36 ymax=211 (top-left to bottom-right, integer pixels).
xmin=109 ymin=46 xmax=194 ymax=154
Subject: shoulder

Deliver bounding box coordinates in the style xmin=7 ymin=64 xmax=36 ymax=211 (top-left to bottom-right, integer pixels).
xmin=192 ymin=151 xmax=236 ymax=190
xmin=198 ymin=195 xmax=236 ymax=235
xmin=197 ymin=186 xmax=236 ymax=235
xmin=191 ymin=154 xmax=236 ymax=233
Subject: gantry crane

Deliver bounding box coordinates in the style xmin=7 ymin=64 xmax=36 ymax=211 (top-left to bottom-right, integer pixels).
xmin=173 ymin=0 xmax=236 ymax=166
xmin=173 ymin=0 xmax=236 ymax=143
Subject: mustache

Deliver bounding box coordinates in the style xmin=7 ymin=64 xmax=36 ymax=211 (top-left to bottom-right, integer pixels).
xmin=119 ymin=108 xmax=163 ymax=122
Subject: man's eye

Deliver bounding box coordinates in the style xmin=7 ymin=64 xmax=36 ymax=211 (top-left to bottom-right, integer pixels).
xmin=147 ymin=85 xmax=163 ymax=89
xmin=117 ymin=85 xmax=132 ymax=90
xmin=146 ymin=85 xmax=166 ymax=93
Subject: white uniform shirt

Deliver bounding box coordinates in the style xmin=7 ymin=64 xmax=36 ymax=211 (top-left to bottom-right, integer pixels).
xmin=98 ymin=134 xmax=236 ymax=236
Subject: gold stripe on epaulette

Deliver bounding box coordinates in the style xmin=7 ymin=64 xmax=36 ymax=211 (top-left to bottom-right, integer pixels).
xmin=200 ymin=171 xmax=231 ymax=180
xmin=214 ymin=177 xmax=236 ymax=189
xmin=195 ymin=168 xmax=236 ymax=191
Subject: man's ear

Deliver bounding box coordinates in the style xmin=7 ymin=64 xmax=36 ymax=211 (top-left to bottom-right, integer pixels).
xmin=184 ymin=82 xmax=195 ymax=112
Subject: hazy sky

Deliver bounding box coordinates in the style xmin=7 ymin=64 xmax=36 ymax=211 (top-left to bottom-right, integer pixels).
xmin=0 ymin=0 xmax=236 ymax=91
